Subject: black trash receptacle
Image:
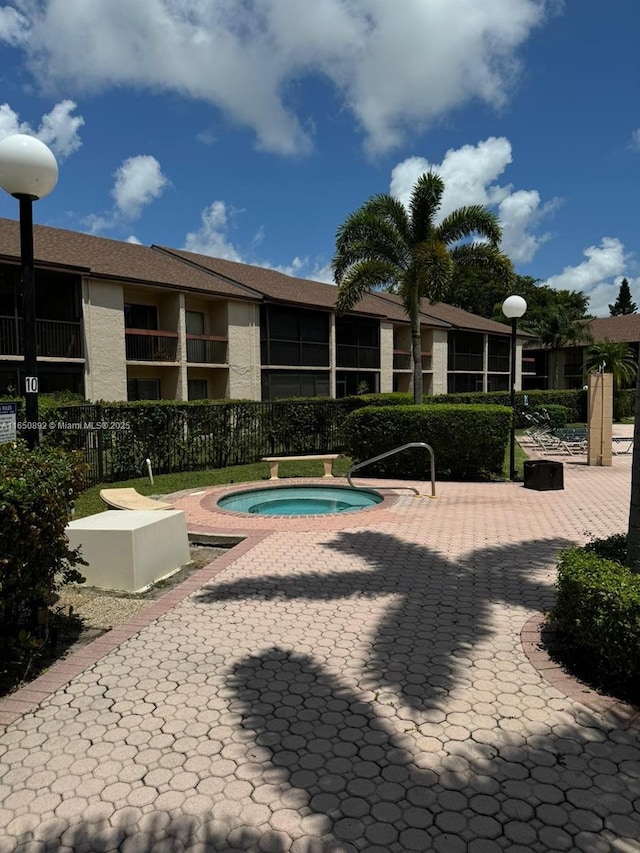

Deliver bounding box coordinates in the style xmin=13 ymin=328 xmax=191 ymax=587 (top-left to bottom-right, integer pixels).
xmin=523 ymin=460 xmax=564 ymax=491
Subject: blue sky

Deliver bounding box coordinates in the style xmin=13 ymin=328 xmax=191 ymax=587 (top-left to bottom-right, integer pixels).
xmin=0 ymin=0 xmax=638 ymax=316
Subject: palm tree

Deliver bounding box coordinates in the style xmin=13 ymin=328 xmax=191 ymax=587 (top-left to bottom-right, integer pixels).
xmin=332 ymin=172 xmax=513 ymax=403
xmin=585 ymin=339 xmax=637 ymax=420
xmin=528 ymin=308 xmax=591 ymax=389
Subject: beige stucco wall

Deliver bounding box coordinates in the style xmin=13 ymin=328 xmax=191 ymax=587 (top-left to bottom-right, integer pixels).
xmin=430 ymin=328 xmax=448 ymax=395
xmin=227 ymin=300 xmax=261 ymax=399
xmin=379 ymin=321 xmax=394 ymax=393
xmin=82 ymin=279 xmax=127 ymax=401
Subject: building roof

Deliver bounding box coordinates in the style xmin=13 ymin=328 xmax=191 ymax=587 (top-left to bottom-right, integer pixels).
xmin=584 ymin=314 xmax=640 ymax=344
xmin=0 ymin=218 xmax=257 ymax=300
xmin=370 ymin=292 xmax=518 ymax=336
xmin=155 ymin=246 xmax=395 ymax=319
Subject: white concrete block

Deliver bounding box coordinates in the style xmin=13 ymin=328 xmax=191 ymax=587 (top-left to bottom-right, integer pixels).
xmin=66 ymin=510 xmax=191 ymax=592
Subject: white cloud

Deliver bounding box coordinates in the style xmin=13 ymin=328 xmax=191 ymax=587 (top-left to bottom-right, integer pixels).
xmin=541 ymin=237 xmax=632 ymax=316
xmin=184 ymin=201 xmax=243 ymax=261
xmin=1 ymin=0 xmax=549 ymax=155
xmin=126 ymin=234 xmax=142 ymax=244
xmin=0 ymin=100 xmax=84 ymax=159
xmin=630 ymin=128 xmax=640 ymax=151
xmin=183 ymin=199 xmax=334 ymax=283
xmin=111 ymin=155 xmax=169 ymax=219
xmin=389 ymin=136 xmax=561 ymax=263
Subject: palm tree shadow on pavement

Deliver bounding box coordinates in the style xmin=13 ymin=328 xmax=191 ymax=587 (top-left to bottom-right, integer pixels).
xmin=196 ymin=532 xmax=571 ymax=712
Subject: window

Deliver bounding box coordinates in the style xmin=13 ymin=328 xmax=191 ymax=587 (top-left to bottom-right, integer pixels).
xmin=335 ymin=318 xmax=380 ymax=368
xmin=261 ymin=306 xmax=330 ymax=366
xmin=487 ymin=374 xmax=510 ymax=392
xmin=487 ymin=335 xmax=510 ymax=372
xmin=188 ymin=379 xmax=208 ymax=400
xmin=448 ymin=331 xmax=484 ymax=371
xmin=335 ymin=371 xmax=380 ymax=397
xmin=447 ymin=373 xmax=484 ymax=393
xmin=124 ymin=303 xmax=158 ymax=330
xmin=261 ymin=371 xmax=330 ymax=400
xmin=127 ymin=378 xmax=161 ymax=400
xmin=186 ymin=311 xmax=205 ymax=335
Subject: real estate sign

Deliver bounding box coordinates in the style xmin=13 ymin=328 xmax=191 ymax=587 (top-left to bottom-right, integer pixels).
xmin=0 ymin=402 xmax=17 ymax=444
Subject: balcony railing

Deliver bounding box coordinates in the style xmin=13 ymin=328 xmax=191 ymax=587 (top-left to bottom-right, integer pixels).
xmin=125 ymin=329 xmax=178 ymax=362
xmin=261 ymin=339 xmax=330 ymax=367
xmin=186 ymin=335 xmax=228 ymax=364
xmin=336 ymin=344 xmax=380 ymax=369
xmin=0 ymin=316 xmax=83 ymax=358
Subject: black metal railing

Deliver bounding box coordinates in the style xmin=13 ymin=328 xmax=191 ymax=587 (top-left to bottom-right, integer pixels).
xmin=125 ymin=329 xmax=178 ymax=361
xmin=0 ymin=316 xmax=83 ymax=358
xmin=186 ymin=336 xmax=228 ymax=364
xmin=41 ymin=399 xmax=356 ymax=486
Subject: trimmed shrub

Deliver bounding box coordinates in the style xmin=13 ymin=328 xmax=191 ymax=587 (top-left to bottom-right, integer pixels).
xmin=343 ymin=403 xmax=511 ymax=480
xmin=583 ymin=533 xmax=628 ymax=564
xmin=0 ymin=441 xmax=87 ymax=678
xmin=429 ymin=389 xmax=586 ymax=424
xmin=551 ymin=545 xmax=640 ymax=697
xmin=614 ymin=388 xmax=635 ymax=422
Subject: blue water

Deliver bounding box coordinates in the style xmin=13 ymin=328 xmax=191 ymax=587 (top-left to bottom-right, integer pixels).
xmin=217 ymin=486 xmax=383 ymax=516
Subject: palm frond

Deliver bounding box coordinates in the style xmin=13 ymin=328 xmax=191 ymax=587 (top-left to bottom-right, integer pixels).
xmin=407 ymin=239 xmax=455 ymax=303
xmin=449 ymin=242 xmax=514 ymax=286
xmin=586 ymin=339 xmax=638 ymax=388
xmin=334 ymin=259 xmax=402 ymax=313
xmin=436 ymin=206 xmax=502 ymax=247
xmin=409 ymin=172 xmax=444 ymax=243
xmin=332 ymin=210 xmax=410 ymax=283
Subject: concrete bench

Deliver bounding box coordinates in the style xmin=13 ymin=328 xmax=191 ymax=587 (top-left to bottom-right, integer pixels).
xmin=262 ymin=454 xmax=340 ymax=480
xmin=65 ymin=510 xmax=190 ymax=592
xmin=100 ymin=488 xmax=173 ymax=511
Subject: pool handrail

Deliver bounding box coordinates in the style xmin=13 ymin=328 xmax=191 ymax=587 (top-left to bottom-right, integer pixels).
xmin=347 ymin=442 xmax=436 ymax=498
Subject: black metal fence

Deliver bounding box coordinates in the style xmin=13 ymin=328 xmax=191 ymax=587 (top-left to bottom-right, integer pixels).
xmin=42 ymin=399 xmax=354 ymax=486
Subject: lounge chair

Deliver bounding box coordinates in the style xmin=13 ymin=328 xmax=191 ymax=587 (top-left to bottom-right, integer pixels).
xmin=99 ymin=488 xmax=174 ymax=511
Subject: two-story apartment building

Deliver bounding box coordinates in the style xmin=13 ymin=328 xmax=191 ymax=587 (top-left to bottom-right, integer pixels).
xmin=0 ymin=218 xmax=529 ymax=402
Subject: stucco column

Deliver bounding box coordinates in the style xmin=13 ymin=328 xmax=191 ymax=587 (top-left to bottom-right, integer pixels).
xmin=329 ymin=314 xmax=336 ymax=398
xmin=82 ymin=278 xmax=127 ymax=401
xmin=176 ymin=293 xmax=188 ymax=401
xmin=587 ymin=371 xmax=613 ymax=466
xmin=379 ymin=321 xmax=393 ymax=393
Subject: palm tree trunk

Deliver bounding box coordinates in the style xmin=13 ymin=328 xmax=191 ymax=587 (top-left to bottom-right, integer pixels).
xmin=410 ymin=294 xmax=422 ymax=404
xmin=627 ymin=348 xmax=640 ymax=573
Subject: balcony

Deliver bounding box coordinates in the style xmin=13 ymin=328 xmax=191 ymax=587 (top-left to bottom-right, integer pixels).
xmin=336 ymin=344 xmax=380 ymax=369
xmin=125 ymin=329 xmax=178 ymax=362
xmin=0 ymin=316 xmax=83 ymax=358
xmin=393 ymin=350 xmax=411 ymax=370
xmin=186 ymin=335 xmax=228 ymax=364
xmin=522 ymin=357 xmax=537 ymax=375
xmin=261 ymin=339 xmax=330 ymax=367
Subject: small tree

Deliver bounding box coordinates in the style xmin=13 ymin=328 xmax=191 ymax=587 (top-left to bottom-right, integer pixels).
xmin=529 ymin=308 xmax=592 ymax=389
xmin=609 ymin=278 xmax=637 ymax=316
xmin=586 ymin=339 xmax=637 ymax=421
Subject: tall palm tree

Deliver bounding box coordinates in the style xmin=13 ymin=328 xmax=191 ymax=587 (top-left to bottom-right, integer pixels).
xmin=585 ymin=339 xmax=637 ymax=419
xmin=332 ymin=172 xmax=513 ymax=403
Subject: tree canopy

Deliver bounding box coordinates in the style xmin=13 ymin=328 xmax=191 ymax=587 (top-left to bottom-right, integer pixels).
xmin=609 ymin=278 xmax=637 ymax=316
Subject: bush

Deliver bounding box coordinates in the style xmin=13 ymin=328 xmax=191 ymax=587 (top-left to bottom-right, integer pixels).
xmin=0 ymin=441 xmax=87 ymax=679
xmin=527 ymin=404 xmax=568 ymax=430
xmin=551 ymin=544 xmax=640 ymax=698
xmin=614 ymin=388 xmax=635 ymax=422
xmin=583 ymin=533 xmax=628 ymax=564
xmin=430 ymin=389 xmax=586 ymax=424
xmin=343 ymin=403 xmax=511 ymax=480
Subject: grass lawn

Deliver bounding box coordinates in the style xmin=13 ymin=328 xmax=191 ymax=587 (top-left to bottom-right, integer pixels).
xmin=74 ymin=440 xmax=529 ymax=519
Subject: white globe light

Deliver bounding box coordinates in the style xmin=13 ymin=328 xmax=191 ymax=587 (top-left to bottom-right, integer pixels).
xmin=0 ymin=134 xmax=59 ymax=200
xmin=502 ymin=294 xmax=527 ymax=319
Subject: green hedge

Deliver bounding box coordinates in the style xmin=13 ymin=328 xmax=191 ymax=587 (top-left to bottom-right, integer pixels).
xmin=552 ymin=542 xmax=640 ymax=696
xmin=0 ymin=442 xmax=86 ymax=678
xmin=429 ymin=389 xmax=586 ymax=424
xmin=343 ymin=403 xmax=511 ymax=480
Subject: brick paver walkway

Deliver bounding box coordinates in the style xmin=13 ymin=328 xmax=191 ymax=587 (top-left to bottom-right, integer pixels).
xmin=1 ymin=449 xmax=639 ymax=852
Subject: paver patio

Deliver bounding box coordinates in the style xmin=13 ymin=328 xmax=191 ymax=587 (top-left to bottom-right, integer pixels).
xmin=1 ymin=444 xmax=639 ymax=852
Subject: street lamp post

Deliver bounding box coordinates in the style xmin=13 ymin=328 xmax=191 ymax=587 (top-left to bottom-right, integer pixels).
xmin=0 ymin=135 xmax=58 ymax=448
xmin=502 ymin=295 xmax=527 ymax=481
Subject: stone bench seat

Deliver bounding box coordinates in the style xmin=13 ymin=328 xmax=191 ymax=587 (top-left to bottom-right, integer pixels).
xmin=261 ymin=454 xmax=340 ymax=480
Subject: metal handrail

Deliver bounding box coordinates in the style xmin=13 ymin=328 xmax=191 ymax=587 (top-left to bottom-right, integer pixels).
xmin=347 ymin=442 xmax=436 ymax=498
